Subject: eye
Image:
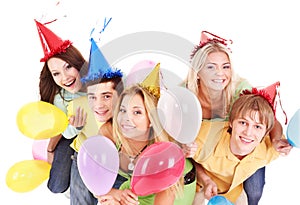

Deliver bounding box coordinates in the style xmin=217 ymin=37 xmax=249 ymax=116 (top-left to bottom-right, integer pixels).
xmin=119 ymin=108 xmax=126 ymax=113
xmin=103 ymin=95 xmax=112 ymax=100
xmin=238 ymin=120 xmax=247 ymax=126
xmin=223 ymin=64 xmax=231 ymax=69
xmin=255 ymin=125 xmax=262 ymax=129
xmin=134 ymin=110 xmax=142 ymax=115
xmin=52 ymin=72 xmax=59 ymax=77
xmin=66 ymin=64 xmax=72 ymax=69
xmin=88 ymin=96 xmax=96 ymax=100
xmin=206 ymin=64 xmax=215 ymax=70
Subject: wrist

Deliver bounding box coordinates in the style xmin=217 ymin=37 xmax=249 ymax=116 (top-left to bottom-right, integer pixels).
xmin=47 ymin=149 xmax=55 ymax=153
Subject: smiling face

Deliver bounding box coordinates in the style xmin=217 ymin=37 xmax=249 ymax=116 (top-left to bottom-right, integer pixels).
xmin=47 ymin=57 xmax=82 ymax=93
xmin=117 ymin=93 xmax=151 ymax=141
xmin=87 ymin=81 xmax=118 ymax=122
xmin=198 ymin=51 xmax=232 ymax=91
xmin=230 ymin=110 xmax=267 ymax=158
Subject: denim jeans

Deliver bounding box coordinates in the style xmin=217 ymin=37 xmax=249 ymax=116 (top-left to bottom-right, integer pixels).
xmin=70 ymin=152 xmax=98 ymax=205
xmin=244 ymin=166 xmax=266 ymax=205
xmin=47 ymin=136 xmax=75 ymax=193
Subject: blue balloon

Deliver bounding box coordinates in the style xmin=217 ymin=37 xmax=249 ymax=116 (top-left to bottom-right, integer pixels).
xmin=287 ymin=108 xmax=300 ymax=148
xmin=207 ymin=195 xmax=233 ymax=205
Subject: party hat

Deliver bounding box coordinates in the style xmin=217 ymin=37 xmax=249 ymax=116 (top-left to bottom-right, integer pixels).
xmin=81 ymin=38 xmax=122 ymax=84
xmin=139 ymin=63 xmax=160 ymax=99
xmin=242 ymin=81 xmax=287 ymax=124
xmin=199 ymin=31 xmax=233 ymax=48
xmin=35 ymin=19 xmax=72 ymax=62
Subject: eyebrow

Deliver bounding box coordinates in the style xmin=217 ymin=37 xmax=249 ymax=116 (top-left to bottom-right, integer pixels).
xmin=87 ymin=91 xmax=113 ymax=96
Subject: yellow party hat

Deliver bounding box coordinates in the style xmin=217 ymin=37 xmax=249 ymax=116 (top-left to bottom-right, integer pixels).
xmin=140 ymin=63 xmax=160 ymax=99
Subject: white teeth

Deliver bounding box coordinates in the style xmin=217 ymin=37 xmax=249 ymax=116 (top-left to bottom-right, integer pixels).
xmin=122 ymin=125 xmax=135 ymax=129
xmin=213 ymin=79 xmax=224 ymax=83
xmin=240 ymin=137 xmax=253 ymax=143
xmin=65 ymin=80 xmax=75 ymax=86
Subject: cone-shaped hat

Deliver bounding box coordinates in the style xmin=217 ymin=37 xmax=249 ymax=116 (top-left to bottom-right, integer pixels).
xmin=81 ymin=38 xmax=122 ymax=84
xmin=139 ymin=63 xmax=160 ymax=99
xmin=35 ymin=19 xmax=72 ymax=62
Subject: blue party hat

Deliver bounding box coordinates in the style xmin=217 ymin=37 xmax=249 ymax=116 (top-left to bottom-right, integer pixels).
xmin=81 ymin=38 xmax=122 ymax=83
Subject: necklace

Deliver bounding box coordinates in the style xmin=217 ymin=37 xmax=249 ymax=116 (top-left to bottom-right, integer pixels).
xmin=127 ymin=144 xmax=148 ymax=172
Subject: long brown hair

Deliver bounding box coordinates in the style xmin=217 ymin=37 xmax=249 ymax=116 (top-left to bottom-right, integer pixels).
xmin=39 ymin=45 xmax=88 ymax=103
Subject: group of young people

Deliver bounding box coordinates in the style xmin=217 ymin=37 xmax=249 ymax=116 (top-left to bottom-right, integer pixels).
xmin=35 ymin=19 xmax=292 ymax=205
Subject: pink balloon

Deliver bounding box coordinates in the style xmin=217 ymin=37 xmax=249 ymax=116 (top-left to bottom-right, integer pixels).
xmin=77 ymin=135 xmax=119 ymax=195
xmin=157 ymin=86 xmax=202 ymax=144
xmin=131 ymin=142 xmax=185 ymax=196
xmin=125 ymin=60 xmax=156 ymax=87
xmin=32 ymin=139 xmax=49 ymax=162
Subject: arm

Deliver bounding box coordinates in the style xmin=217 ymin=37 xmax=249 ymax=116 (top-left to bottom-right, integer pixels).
xmin=194 ymin=162 xmax=218 ymax=200
xmin=96 ymin=188 xmax=139 ymax=205
xmin=270 ymin=120 xmax=292 ymax=156
xmin=153 ymin=188 xmax=175 ymax=205
xmin=47 ymin=134 xmax=62 ymax=164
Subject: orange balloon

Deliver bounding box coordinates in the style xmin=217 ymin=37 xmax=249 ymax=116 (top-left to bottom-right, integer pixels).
xmin=6 ymin=160 xmax=51 ymax=193
xmin=16 ymin=101 xmax=68 ymax=139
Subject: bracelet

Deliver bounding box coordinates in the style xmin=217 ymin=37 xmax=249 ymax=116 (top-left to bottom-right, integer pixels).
xmin=47 ymin=149 xmax=55 ymax=153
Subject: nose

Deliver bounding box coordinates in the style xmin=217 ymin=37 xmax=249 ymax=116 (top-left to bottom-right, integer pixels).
xmin=215 ymin=66 xmax=224 ymax=75
xmin=94 ymin=98 xmax=105 ymax=109
xmin=61 ymin=70 xmax=68 ymax=81
xmin=244 ymin=125 xmax=253 ymax=137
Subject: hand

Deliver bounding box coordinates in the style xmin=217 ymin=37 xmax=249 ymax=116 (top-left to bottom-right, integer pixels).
xmin=272 ymin=138 xmax=293 ymax=156
xmin=181 ymin=142 xmax=198 ymax=158
xmin=202 ymin=178 xmax=218 ymax=200
xmin=69 ymin=107 xmax=87 ymax=129
xmin=97 ymin=195 xmax=120 ymax=205
xmin=119 ymin=189 xmax=139 ymax=205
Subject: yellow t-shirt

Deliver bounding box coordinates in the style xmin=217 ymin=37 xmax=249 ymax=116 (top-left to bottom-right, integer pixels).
xmin=68 ymin=96 xmax=103 ymax=152
xmin=193 ymin=121 xmax=280 ymax=202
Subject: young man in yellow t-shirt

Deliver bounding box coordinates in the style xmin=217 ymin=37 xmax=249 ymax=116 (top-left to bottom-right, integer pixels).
xmin=192 ymin=91 xmax=290 ymax=204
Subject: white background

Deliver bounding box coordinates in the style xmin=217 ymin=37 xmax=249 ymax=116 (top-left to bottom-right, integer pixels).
xmin=1 ymin=0 xmax=300 ymax=204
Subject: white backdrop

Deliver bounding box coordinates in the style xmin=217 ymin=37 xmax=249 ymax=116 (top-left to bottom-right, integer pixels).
xmin=1 ymin=0 xmax=300 ymax=204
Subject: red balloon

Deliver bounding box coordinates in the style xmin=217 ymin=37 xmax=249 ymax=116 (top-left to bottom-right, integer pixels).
xmin=131 ymin=142 xmax=185 ymax=196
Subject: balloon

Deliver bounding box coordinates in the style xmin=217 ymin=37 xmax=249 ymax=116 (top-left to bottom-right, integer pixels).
xmin=16 ymin=101 xmax=68 ymax=139
xmin=125 ymin=60 xmax=185 ymax=88
xmin=207 ymin=195 xmax=234 ymax=205
xmin=287 ymin=108 xmax=300 ymax=148
xmin=32 ymin=139 xmax=49 ymax=161
xmin=157 ymin=86 xmax=202 ymax=144
xmin=77 ymin=135 xmax=119 ymax=195
xmin=131 ymin=142 xmax=185 ymax=196
xmin=6 ymin=160 xmax=51 ymax=193
xmin=125 ymin=60 xmax=156 ymax=87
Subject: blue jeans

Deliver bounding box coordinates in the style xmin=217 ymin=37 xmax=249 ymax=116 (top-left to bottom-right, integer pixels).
xmin=47 ymin=136 xmax=75 ymax=193
xmin=243 ymin=166 xmax=265 ymax=205
xmin=70 ymin=152 xmax=98 ymax=205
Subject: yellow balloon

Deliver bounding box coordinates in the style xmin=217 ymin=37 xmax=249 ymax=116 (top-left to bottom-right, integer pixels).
xmin=6 ymin=160 xmax=51 ymax=193
xmin=16 ymin=101 xmax=68 ymax=139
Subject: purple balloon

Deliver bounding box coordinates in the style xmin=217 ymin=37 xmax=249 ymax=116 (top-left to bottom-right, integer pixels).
xmin=77 ymin=135 xmax=119 ymax=195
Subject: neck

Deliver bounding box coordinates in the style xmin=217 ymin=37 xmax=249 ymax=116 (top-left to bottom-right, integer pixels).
xmin=126 ymin=139 xmax=149 ymax=157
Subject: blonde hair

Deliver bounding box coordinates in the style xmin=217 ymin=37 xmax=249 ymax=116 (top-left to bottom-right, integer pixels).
xmin=185 ymin=42 xmax=246 ymax=115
